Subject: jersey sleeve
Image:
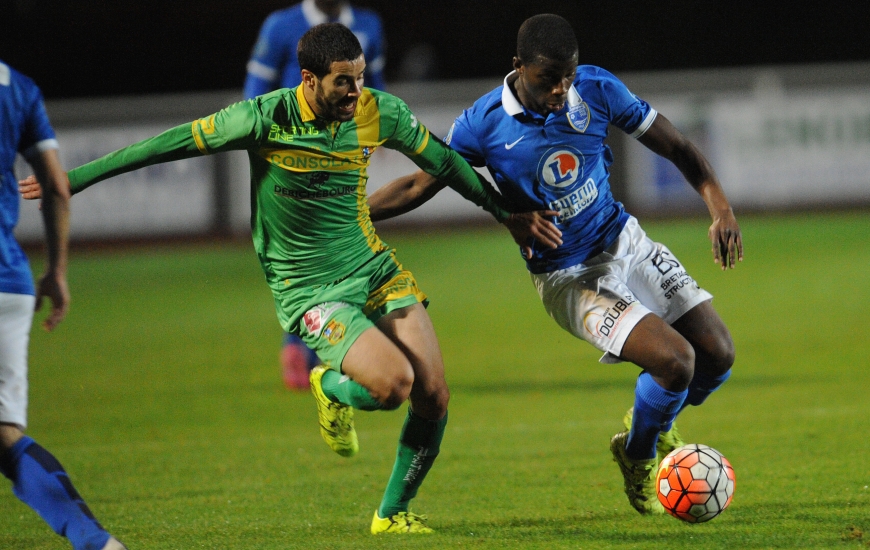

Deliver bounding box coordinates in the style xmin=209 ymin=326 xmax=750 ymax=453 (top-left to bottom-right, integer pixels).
xmin=19 ymin=86 xmax=58 ymax=160
xmin=244 ymin=13 xmax=284 ymax=98
xmin=596 ymin=68 xmax=657 ymax=138
xmin=381 ymin=95 xmax=509 ymax=222
xmin=443 ymin=109 xmax=487 ymax=167
xmin=363 ymin=14 xmax=386 ymax=91
xmin=244 ymin=73 xmax=273 ymax=100
xmin=69 ymin=100 xmax=261 ymax=194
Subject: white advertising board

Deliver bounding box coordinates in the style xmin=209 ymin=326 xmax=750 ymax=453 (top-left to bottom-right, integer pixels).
xmin=626 ymin=90 xmax=870 ymax=211
xmin=15 ymin=126 xmax=214 ymax=241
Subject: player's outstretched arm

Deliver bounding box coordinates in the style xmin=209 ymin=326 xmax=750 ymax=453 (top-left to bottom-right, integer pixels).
xmin=19 ymin=118 xmax=212 ymax=200
xmin=21 ymin=123 xmax=210 ymax=199
xmin=26 ymin=103 xmax=259 ymax=200
xmin=637 ymin=114 xmax=743 ymax=269
xmin=28 ymin=148 xmax=71 ymax=331
xmin=368 ymin=169 xmax=562 ymax=258
xmin=368 ymin=170 xmax=446 ymax=222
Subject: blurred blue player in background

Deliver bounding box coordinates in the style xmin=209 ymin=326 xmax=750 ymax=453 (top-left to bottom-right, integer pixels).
xmin=244 ymin=0 xmax=387 ymax=389
xmin=244 ymin=0 xmax=386 ymax=98
xmin=0 ymin=60 xmax=125 ymax=550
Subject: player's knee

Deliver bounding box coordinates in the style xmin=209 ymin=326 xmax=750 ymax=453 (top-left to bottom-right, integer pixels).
xmin=433 ymin=385 xmax=450 ymax=416
xmin=379 ymin=366 xmax=414 ymax=410
xmin=421 ymin=384 xmax=450 ymax=418
xmin=710 ymin=335 xmax=736 ymax=376
xmin=0 ymin=424 xmax=24 ymax=451
xmin=665 ymin=341 xmax=696 ymax=390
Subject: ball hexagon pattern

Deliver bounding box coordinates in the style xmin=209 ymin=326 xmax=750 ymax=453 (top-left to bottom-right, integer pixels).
xmin=655 ymin=444 xmax=735 ymax=523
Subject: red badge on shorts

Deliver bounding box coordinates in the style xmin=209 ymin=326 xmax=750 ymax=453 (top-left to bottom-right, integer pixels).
xmin=303 ymin=309 xmax=322 ymax=335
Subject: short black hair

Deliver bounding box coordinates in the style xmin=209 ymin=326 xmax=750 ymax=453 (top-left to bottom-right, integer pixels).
xmin=297 ymin=23 xmax=364 ymax=79
xmin=516 ymin=14 xmax=578 ymax=65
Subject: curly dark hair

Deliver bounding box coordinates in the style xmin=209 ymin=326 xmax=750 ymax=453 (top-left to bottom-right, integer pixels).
xmin=298 ymin=23 xmax=364 ymax=79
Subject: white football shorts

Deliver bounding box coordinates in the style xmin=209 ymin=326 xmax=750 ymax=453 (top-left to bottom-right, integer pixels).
xmin=531 ymin=216 xmax=713 ymax=364
xmin=0 ymin=292 xmax=35 ymax=429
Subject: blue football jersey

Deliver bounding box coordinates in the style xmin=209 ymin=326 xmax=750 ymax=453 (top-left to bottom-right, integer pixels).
xmin=446 ymin=65 xmax=657 ymax=273
xmin=244 ymin=0 xmax=386 ymax=99
xmin=0 ymin=60 xmax=58 ymax=295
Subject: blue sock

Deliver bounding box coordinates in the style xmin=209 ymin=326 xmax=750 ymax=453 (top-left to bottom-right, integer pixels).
xmin=1 ymin=437 xmax=110 ymax=550
xmin=678 ymin=369 xmax=732 ymax=413
xmin=626 ymin=373 xmax=688 ymax=460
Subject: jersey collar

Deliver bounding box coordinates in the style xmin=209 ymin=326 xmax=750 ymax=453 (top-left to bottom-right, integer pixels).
xmin=501 ymin=70 xmax=582 ymax=118
xmin=302 ymin=0 xmax=355 ymax=27
xmin=296 ymin=85 xmax=317 ymax=122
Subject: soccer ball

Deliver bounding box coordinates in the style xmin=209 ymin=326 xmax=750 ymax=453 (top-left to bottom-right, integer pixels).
xmin=656 ymin=444 xmax=735 ymax=523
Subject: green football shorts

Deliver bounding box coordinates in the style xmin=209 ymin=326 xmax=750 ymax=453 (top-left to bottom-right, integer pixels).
xmin=272 ymin=249 xmax=428 ymax=371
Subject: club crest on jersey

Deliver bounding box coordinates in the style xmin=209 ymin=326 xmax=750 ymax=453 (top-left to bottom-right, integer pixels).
xmin=537 ymin=147 xmax=586 ymax=190
xmin=567 ymin=101 xmax=590 ymax=133
xmin=307 ymin=172 xmax=330 ymax=190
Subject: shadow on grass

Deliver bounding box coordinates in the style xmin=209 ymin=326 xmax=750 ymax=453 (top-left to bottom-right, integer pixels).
xmin=450 ymin=373 xmax=789 ymax=396
xmin=451 ymin=378 xmax=630 ymax=395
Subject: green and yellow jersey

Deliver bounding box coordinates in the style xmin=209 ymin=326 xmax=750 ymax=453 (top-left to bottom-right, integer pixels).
xmin=69 ymin=87 xmax=509 ymax=293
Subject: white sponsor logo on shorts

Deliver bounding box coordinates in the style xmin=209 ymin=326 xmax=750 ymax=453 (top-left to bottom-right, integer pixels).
xmin=660 ymin=270 xmax=699 ymax=300
xmin=584 ymin=296 xmax=638 ymax=338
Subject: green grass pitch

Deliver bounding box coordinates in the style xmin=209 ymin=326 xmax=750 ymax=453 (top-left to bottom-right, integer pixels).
xmin=2 ymin=211 xmax=868 ymax=549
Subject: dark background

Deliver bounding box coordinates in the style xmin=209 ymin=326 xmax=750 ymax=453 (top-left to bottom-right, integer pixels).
xmin=2 ymin=1 xmax=869 ymax=99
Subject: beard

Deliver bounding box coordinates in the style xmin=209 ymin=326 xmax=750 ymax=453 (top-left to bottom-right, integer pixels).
xmin=314 ymin=88 xmax=357 ymax=122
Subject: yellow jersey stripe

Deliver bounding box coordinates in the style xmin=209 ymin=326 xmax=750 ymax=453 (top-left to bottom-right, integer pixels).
xmin=414 ymin=128 xmax=430 ymax=155
xmin=191 ymin=115 xmax=216 ymax=155
xmin=354 ymin=89 xmax=381 ymax=147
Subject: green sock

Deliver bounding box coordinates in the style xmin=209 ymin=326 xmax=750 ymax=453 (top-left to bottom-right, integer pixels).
xmin=320 ymin=369 xmax=384 ymax=411
xmin=377 ymin=408 xmax=447 ymax=518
